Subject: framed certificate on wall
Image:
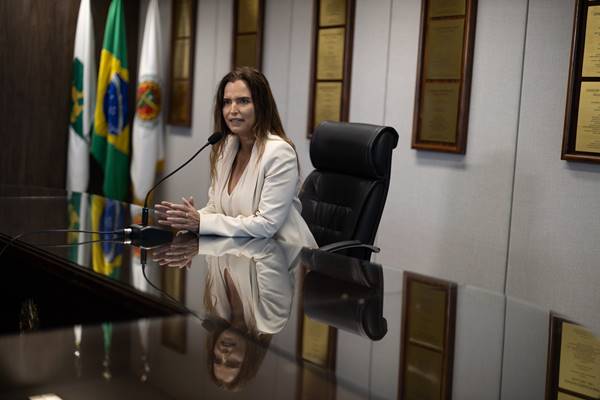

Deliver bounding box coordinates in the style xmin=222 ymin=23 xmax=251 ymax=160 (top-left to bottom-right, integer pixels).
xmin=545 ymin=313 xmax=600 ymax=400
xmin=232 ymin=0 xmax=264 ymax=70
xmin=307 ymin=0 xmax=356 ymax=137
xmin=563 ymin=0 xmax=600 ymax=163
xmin=411 ymin=0 xmax=477 ymax=154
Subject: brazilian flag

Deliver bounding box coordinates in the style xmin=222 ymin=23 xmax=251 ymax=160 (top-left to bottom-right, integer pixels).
xmin=91 ymin=0 xmax=130 ymax=201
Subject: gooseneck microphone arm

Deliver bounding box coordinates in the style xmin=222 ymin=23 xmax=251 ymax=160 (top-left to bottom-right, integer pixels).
xmin=141 ymin=131 xmax=225 ymax=225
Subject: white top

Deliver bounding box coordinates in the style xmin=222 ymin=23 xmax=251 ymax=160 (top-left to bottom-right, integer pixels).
xmin=198 ymin=134 xmax=317 ymax=248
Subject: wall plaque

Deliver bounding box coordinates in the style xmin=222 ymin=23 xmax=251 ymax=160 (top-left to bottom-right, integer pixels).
xmin=412 ymin=0 xmax=477 ymax=154
xmin=307 ymin=0 xmax=355 ymax=137
xmin=232 ymin=0 xmax=264 ymax=69
xmin=545 ymin=313 xmax=600 ymax=400
xmin=167 ymin=0 xmax=197 ymax=127
xmin=563 ymin=0 xmax=600 ymax=163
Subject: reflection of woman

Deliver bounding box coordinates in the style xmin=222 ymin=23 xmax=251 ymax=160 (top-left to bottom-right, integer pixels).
xmin=199 ymin=237 xmax=297 ymax=389
xmin=156 ymin=67 xmax=316 ymax=248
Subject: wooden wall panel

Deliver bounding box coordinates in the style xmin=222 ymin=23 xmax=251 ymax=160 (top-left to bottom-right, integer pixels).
xmin=0 ymin=0 xmax=139 ymax=191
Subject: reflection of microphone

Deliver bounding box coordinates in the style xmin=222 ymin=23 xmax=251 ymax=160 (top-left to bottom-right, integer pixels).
xmin=125 ymin=132 xmax=225 ymax=248
xmin=122 ymin=225 xmax=174 ymax=249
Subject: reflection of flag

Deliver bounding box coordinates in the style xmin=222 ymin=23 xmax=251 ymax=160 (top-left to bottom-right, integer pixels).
xmin=91 ymin=195 xmax=124 ymax=278
xmin=67 ymin=0 xmax=96 ymax=192
xmin=102 ymin=322 xmax=113 ymax=380
xmin=67 ymin=192 xmax=90 ymax=267
xmin=131 ymin=0 xmax=165 ymax=205
xmin=91 ymin=0 xmax=130 ymax=201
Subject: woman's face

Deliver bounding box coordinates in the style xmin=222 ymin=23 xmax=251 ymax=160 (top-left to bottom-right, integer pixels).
xmin=213 ymin=329 xmax=247 ymax=383
xmin=223 ymin=80 xmax=256 ymax=139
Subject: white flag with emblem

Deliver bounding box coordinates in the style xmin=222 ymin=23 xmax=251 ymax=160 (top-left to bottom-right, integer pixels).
xmin=131 ymin=0 xmax=165 ymax=204
xmin=66 ymin=0 xmax=96 ymax=192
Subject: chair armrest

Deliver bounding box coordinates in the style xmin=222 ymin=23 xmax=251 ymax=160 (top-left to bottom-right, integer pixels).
xmin=320 ymin=240 xmax=380 ymax=254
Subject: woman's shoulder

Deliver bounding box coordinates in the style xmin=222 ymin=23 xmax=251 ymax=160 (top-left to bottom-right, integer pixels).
xmin=264 ymin=133 xmax=294 ymax=153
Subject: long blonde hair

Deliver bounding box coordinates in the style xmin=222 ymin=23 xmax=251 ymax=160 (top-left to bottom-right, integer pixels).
xmin=209 ymin=67 xmax=296 ymax=182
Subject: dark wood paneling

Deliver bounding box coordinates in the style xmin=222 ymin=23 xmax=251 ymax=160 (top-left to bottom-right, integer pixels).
xmin=0 ymin=0 xmax=78 ymax=188
xmin=0 ymin=0 xmax=139 ymax=191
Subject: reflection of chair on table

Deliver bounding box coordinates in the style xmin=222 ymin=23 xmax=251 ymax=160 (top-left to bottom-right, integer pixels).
xmin=300 ymin=121 xmax=399 ymax=261
xmin=301 ymin=248 xmax=387 ymax=341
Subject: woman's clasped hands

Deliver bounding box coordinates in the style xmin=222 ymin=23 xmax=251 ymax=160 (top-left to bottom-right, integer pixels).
xmin=155 ymin=196 xmax=200 ymax=232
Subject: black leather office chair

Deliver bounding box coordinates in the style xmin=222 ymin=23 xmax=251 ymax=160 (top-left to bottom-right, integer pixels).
xmin=300 ymin=121 xmax=399 ymax=261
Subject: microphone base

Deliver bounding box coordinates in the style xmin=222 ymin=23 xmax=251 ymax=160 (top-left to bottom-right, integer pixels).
xmin=125 ymin=224 xmax=174 ymax=249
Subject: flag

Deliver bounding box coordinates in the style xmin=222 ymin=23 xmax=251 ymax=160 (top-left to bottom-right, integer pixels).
xmin=91 ymin=0 xmax=131 ymax=201
xmin=131 ymin=0 xmax=165 ymax=205
xmin=91 ymin=195 xmax=124 ymax=278
xmin=66 ymin=0 xmax=96 ymax=192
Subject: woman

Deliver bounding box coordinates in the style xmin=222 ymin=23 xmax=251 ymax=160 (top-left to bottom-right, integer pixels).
xmin=156 ymin=67 xmax=316 ymax=248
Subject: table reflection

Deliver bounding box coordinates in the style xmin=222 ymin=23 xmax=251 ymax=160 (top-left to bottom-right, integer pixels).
xmin=0 ymin=190 xmax=599 ymax=399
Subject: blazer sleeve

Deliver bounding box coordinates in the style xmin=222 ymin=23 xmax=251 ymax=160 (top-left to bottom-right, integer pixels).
xmin=198 ymin=182 xmax=218 ymax=215
xmin=198 ymin=142 xmax=298 ymax=238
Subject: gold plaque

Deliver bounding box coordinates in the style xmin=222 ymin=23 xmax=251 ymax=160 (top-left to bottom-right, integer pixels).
xmin=425 ymin=18 xmax=465 ymax=80
xmin=558 ymin=322 xmax=600 ymax=398
xmin=314 ymin=82 xmax=342 ymax=128
xmin=419 ymin=82 xmax=460 ymax=143
xmin=428 ymin=0 xmax=465 ymax=18
xmin=169 ymin=81 xmax=190 ymax=124
xmin=320 ymin=0 xmax=346 ymax=27
xmin=408 ymin=281 xmax=447 ymax=350
xmin=172 ymin=38 xmax=191 ymax=79
xmin=235 ymin=34 xmax=258 ymax=68
xmin=404 ymin=343 xmax=443 ymax=400
xmin=575 ymin=81 xmax=600 ymax=153
xmin=237 ymin=0 xmax=259 ymax=33
xmin=317 ymin=27 xmax=345 ymax=80
xmin=582 ymin=6 xmax=600 ymax=77
xmin=174 ymin=0 xmax=192 ymax=37
xmin=301 ymin=316 xmax=331 ymax=366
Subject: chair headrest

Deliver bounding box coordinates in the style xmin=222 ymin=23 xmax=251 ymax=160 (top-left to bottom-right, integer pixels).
xmin=310 ymin=121 xmax=399 ymax=179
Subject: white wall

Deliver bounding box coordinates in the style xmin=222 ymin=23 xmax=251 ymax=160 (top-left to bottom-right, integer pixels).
xmin=147 ymin=0 xmax=600 ymax=330
xmin=378 ymin=0 xmax=528 ymax=293
xmin=506 ymin=0 xmax=600 ymax=333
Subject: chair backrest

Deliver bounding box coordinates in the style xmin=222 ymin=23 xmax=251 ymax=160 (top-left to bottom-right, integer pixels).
xmin=300 ymin=121 xmax=399 ymax=261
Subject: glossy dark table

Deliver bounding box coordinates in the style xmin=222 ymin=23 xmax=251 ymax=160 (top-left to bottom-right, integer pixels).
xmin=0 ymin=188 xmax=597 ymax=400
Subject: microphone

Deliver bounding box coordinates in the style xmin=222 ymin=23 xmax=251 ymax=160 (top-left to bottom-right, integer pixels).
xmin=127 ymin=131 xmax=226 ymax=248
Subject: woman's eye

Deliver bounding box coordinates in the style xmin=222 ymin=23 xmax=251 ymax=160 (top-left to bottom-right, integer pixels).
xmin=240 ymin=98 xmax=250 ymax=104
xmin=223 ymin=99 xmax=231 ymax=105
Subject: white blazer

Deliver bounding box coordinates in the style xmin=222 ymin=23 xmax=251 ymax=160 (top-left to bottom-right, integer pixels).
xmin=197 ymin=133 xmax=317 ymax=248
